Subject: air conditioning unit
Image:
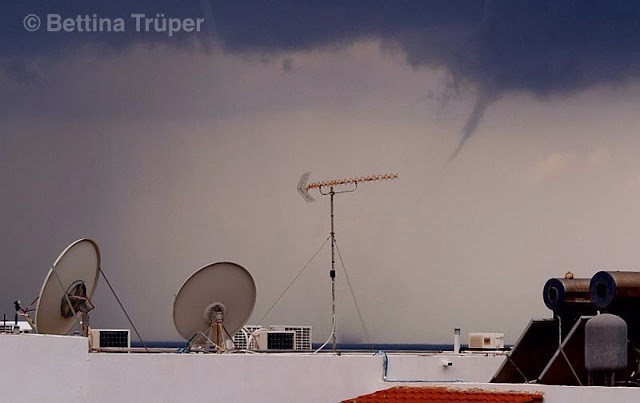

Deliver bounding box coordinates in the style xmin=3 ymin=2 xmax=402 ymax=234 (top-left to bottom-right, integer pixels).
xmin=89 ymin=329 xmax=130 ymax=350
xmin=233 ymin=325 xmax=312 ymax=351
xmin=468 ymin=332 xmax=504 ymax=349
xmin=254 ymin=329 xmax=296 ymax=350
xmin=268 ymin=325 xmax=312 ymax=351
xmin=232 ymin=325 xmax=262 ymax=350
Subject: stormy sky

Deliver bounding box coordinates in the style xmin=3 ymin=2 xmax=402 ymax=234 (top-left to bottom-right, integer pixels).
xmin=3 ymin=1 xmax=640 ymax=344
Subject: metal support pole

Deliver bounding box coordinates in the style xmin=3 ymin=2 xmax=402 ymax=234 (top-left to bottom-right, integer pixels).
xmin=320 ymin=183 xmax=357 ymax=353
xmin=82 ymin=313 xmax=89 ymax=337
xmin=330 ymin=187 xmax=337 ymax=353
xmin=216 ymin=321 xmax=225 ymax=353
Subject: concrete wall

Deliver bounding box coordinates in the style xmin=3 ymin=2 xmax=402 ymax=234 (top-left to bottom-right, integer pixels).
xmin=86 ymin=352 xmax=506 ymax=402
xmin=88 ymin=353 xmax=379 ymax=402
xmin=2 ymin=334 xmax=640 ymax=402
xmin=0 ymin=334 xmax=88 ymax=402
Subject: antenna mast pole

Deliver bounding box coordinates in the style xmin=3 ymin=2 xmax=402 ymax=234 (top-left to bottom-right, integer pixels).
xmin=298 ymin=172 xmax=397 ymax=353
xmin=324 ymin=185 xmax=348 ymax=353
xmin=330 ymin=187 xmax=336 ymax=352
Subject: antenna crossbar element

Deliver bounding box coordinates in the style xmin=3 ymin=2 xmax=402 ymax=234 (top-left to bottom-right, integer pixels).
xmin=306 ymin=173 xmax=398 ymax=191
xmin=297 ymin=172 xmax=398 ymax=203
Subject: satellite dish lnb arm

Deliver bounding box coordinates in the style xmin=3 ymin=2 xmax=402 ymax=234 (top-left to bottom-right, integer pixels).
xmin=14 ymin=300 xmax=36 ymax=330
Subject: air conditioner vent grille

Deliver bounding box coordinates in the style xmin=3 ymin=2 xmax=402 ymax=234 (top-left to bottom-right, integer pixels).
xmin=89 ymin=329 xmax=130 ymax=349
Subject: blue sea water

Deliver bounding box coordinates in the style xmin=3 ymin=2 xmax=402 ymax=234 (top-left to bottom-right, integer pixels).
xmin=132 ymin=341 xmax=467 ymax=352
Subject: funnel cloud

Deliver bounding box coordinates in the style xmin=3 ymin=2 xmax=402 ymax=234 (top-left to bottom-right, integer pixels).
xmin=447 ymin=89 xmax=502 ymax=163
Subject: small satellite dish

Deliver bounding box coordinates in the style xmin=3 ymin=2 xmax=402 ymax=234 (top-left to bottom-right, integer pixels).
xmin=34 ymin=239 xmax=100 ymax=335
xmin=173 ymin=262 xmax=256 ymax=349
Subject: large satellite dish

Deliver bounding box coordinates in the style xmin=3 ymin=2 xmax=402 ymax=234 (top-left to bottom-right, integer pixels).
xmin=34 ymin=239 xmax=100 ymax=335
xmin=173 ymin=262 xmax=256 ymax=350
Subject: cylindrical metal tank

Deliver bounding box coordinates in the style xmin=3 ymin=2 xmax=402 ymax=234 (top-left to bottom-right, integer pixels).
xmin=543 ymin=278 xmax=592 ymax=312
xmin=585 ymin=313 xmax=627 ymax=371
xmin=589 ymin=271 xmax=640 ymax=309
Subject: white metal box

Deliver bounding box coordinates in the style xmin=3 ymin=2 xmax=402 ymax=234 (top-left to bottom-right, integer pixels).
xmin=89 ymin=329 xmax=131 ymax=349
xmin=468 ymin=332 xmax=505 ymax=349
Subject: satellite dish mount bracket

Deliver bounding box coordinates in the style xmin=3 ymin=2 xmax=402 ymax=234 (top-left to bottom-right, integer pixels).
xmin=204 ymin=302 xmax=228 ymax=353
xmin=60 ymin=279 xmax=95 ymax=336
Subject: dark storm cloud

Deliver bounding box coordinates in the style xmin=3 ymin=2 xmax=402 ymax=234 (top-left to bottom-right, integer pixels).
xmin=4 ymin=1 xmax=640 ymax=156
xmin=210 ymin=0 xmax=640 ymax=157
xmin=209 ymin=1 xmax=640 ymax=94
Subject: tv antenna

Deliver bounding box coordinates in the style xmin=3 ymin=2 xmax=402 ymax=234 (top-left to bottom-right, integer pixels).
xmin=297 ymin=172 xmax=398 ymax=352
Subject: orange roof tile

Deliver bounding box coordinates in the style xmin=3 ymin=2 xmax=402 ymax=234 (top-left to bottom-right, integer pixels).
xmin=343 ymin=386 xmax=544 ymax=402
